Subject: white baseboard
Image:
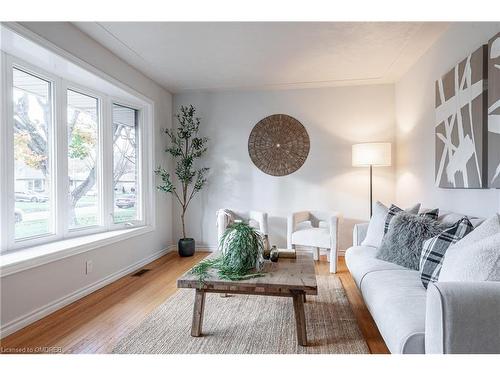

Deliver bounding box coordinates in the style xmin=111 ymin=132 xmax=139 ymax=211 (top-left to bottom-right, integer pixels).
xmin=167 ymin=244 xmax=217 ymax=252
xmin=166 ymin=244 xmax=177 ymax=252
xmin=0 ymin=246 xmax=174 ymax=339
xmin=196 ymin=244 xmax=218 ymax=252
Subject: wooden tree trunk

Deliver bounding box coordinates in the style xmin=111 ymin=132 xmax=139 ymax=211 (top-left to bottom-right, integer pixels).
xmin=181 ymin=210 xmax=187 ymax=239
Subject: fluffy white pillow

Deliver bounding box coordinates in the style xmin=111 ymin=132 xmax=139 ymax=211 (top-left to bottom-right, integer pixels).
xmin=361 ymin=201 xmax=420 ymax=248
xmin=439 ymin=232 xmax=500 ymax=282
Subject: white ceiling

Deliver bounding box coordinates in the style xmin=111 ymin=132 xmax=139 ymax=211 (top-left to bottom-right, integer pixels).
xmin=73 ymin=22 xmax=449 ymax=93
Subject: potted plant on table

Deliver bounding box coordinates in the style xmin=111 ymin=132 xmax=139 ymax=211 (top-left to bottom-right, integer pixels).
xmin=155 ymin=105 xmax=209 ymax=257
xmin=191 ymin=221 xmax=265 ymax=283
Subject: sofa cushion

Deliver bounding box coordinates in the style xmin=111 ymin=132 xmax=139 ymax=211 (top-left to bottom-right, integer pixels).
xmin=360 ymin=270 xmax=427 ymax=354
xmin=291 ymin=227 xmax=330 ymax=248
xmin=439 ymin=232 xmax=500 ymax=282
xmin=439 ymin=215 xmax=500 ymax=282
xmin=376 ymin=212 xmax=443 ymax=270
xmin=438 ymin=211 xmax=485 ymax=228
xmin=383 ymin=204 xmax=404 ymax=234
xmin=448 ymin=214 xmax=500 ymax=248
xmin=383 ymin=204 xmax=425 ymax=234
xmin=345 ymin=246 xmax=407 ymax=289
xmin=419 ymin=208 xmax=440 ymax=220
xmin=362 ymin=201 xmax=420 ymax=248
xmin=362 ymin=201 xmax=389 ymax=248
xmin=420 ymin=217 xmax=473 ymax=288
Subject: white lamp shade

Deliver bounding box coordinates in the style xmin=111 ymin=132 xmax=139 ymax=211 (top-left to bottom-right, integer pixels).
xmin=352 ymin=142 xmax=391 ymax=167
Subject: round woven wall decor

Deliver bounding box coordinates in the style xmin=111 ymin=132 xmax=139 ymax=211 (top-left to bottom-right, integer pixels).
xmin=248 ymin=114 xmax=310 ymax=176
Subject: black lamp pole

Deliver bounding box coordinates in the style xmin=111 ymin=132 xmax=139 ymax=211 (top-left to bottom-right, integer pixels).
xmin=369 ymin=164 xmax=373 ymax=218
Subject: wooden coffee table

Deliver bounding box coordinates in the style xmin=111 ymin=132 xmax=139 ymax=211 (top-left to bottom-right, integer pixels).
xmin=177 ymin=251 xmax=317 ymax=346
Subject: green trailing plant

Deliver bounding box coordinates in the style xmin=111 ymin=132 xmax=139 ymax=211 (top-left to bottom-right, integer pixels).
xmin=190 ymin=222 xmax=265 ymax=283
xmin=155 ymin=105 xmax=209 ymax=239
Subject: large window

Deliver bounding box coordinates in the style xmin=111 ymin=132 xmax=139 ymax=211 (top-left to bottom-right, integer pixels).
xmin=1 ymin=52 xmax=152 ymax=253
xmin=13 ymin=68 xmax=54 ymax=240
xmin=112 ymin=104 xmax=139 ymax=224
xmin=67 ymin=89 xmax=100 ymax=230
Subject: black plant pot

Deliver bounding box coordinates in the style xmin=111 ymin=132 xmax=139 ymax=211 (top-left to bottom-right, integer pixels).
xmin=178 ymin=238 xmax=195 ymax=257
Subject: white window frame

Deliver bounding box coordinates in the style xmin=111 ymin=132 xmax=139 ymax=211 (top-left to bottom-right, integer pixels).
xmin=1 ymin=52 xmax=9 ymax=251
xmin=6 ymin=55 xmax=59 ymax=249
xmin=64 ymin=83 xmax=104 ymax=237
xmin=109 ymin=98 xmax=147 ymax=230
xmin=1 ymin=51 xmax=155 ymax=254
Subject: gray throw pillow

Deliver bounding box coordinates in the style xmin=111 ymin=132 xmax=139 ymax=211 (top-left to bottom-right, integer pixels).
xmin=376 ymin=212 xmax=444 ymax=270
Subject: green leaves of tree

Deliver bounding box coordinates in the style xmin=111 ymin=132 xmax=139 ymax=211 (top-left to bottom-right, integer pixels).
xmin=155 ymin=105 xmax=209 ymax=238
xmin=194 ymin=167 xmax=209 ymax=193
xmin=68 ymin=129 xmax=95 ymax=160
xmin=154 ymin=167 xmax=174 ymax=194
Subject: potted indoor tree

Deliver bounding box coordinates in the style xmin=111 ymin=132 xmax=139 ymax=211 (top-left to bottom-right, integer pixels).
xmin=155 ymin=105 xmax=209 ymax=257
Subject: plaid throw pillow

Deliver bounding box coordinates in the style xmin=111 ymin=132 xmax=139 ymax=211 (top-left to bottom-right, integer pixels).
xmin=384 ymin=205 xmax=438 ymax=234
xmin=419 ymin=217 xmax=473 ymax=288
xmin=420 ymin=208 xmax=439 ymax=221
xmin=384 ymin=205 xmax=403 ymax=234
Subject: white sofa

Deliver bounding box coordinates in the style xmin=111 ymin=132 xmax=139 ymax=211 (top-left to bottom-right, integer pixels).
xmin=345 ymin=213 xmax=500 ymax=354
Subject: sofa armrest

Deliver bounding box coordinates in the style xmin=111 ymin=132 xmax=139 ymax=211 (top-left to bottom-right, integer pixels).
xmin=425 ymin=282 xmax=500 ymax=354
xmin=352 ymin=223 xmax=369 ymax=246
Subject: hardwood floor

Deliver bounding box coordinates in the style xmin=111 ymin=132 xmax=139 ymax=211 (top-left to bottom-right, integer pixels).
xmin=316 ymin=257 xmax=389 ymax=354
xmin=0 ymin=252 xmax=389 ymax=354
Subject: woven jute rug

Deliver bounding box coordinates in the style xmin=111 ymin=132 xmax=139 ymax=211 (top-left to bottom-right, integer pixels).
xmin=113 ymin=275 xmax=369 ymax=354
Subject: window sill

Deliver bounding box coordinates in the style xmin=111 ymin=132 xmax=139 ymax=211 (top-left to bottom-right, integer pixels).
xmin=0 ymin=226 xmax=154 ymax=277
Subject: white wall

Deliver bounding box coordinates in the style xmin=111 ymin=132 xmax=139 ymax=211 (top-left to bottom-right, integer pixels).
xmin=173 ymin=85 xmax=396 ymax=251
xmin=0 ymin=23 xmax=173 ymax=335
xmin=8 ymin=21 xmax=500 ymax=338
xmin=395 ymin=22 xmax=500 ymax=217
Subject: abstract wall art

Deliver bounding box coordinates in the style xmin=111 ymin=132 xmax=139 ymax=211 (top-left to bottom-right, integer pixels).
xmin=488 ymin=32 xmax=500 ymax=188
xmin=435 ymin=45 xmax=488 ymax=188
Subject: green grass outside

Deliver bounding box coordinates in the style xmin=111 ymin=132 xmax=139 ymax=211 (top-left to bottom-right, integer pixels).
xmin=16 ymin=196 xmax=98 ymax=214
xmin=16 ymin=201 xmax=50 ymax=214
xmin=15 ymin=207 xmax=137 ymax=239
xmin=15 ymin=218 xmax=50 ymax=239
xmin=16 ymin=193 xmax=133 ymax=214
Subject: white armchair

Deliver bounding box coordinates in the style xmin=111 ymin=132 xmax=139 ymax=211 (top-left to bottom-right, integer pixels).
xmin=287 ymin=210 xmax=342 ymax=273
xmin=216 ymin=209 xmax=269 ymax=246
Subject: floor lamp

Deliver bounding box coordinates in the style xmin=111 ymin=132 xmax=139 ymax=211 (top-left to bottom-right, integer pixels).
xmin=352 ymin=143 xmax=392 ymax=217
